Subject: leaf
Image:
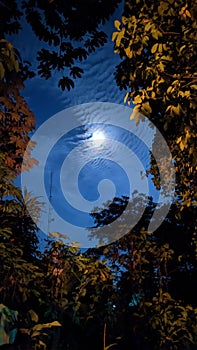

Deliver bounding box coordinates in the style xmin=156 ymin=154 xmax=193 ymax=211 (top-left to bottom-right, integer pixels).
xmin=144 ymin=302 xmax=152 ymax=307
xmin=70 ymin=66 xmax=83 ymax=79
xmin=145 ymin=22 xmax=152 ymax=31
xmin=185 ymin=10 xmax=191 ymax=18
xmin=161 ymin=55 xmax=172 ymax=61
xmin=180 ymin=45 xmax=186 ymax=54
xmin=125 ymin=46 xmax=133 ymax=58
xmin=114 ymin=20 xmax=121 ymax=31
xmin=176 ymin=136 xmax=182 ymax=144
xmin=32 ymin=321 xmax=61 ymax=336
xmin=151 ymin=44 xmax=158 ymax=53
xmin=152 ymin=30 xmax=162 ymax=40
xmin=141 ymin=101 xmax=152 ymax=115
xmin=28 ymin=309 xmax=39 ymax=323
xmin=116 ymin=30 xmax=125 ymax=47
xmin=171 ymin=104 xmax=181 ymax=115
xmin=133 ymin=95 xmax=142 ymax=104
xmin=105 ymin=343 xmax=117 ymax=350
xmin=180 ymin=141 xmax=185 ymax=151
xmin=112 ymin=32 xmax=118 ymax=42
xmin=158 ymin=44 xmax=163 ymax=53
xmin=0 ymin=62 xmax=5 ymax=80
xmin=38 ymin=340 xmax=47 ymax=350
xmin=58 ymin=76 xmax=74 ymax=91
xmin=158 ymin=1 xmax=169 ymax=15
xmin=9 ymin=329 xmax=18 ymax=345
xmin=124 ymin=92 xmax=129 ymax=103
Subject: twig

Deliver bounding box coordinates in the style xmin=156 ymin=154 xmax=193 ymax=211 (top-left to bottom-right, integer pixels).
xmin=161 ymin=30 xmax=181 ymax=35
xmin=182 ymin=78 xmax=197 ymax=88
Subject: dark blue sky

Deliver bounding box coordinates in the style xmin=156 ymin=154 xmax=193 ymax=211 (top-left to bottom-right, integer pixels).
xmin=9 ymin=3 xmax=125 ymax=126
xmin=10 ymin=3 xmax=161 ymax=249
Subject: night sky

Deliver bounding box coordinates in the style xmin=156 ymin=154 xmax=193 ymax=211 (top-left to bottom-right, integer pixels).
xmin=10 ymin=3 xmax=161 ymax=249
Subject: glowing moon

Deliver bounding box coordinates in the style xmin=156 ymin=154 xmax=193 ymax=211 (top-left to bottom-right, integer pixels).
xmin=91 ymin=130 xmax=106 ymax=146
xmin=92 ymin=130 xmax=106 ymax=141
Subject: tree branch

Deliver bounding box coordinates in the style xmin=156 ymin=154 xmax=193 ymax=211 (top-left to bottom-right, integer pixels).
xmin=182 ymin=78 xmax=197 ymax=88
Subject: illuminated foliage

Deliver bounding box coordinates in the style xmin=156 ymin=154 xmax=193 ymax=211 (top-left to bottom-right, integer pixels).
xmin=109 ymin=1 xmax=197 ymax=348
xmin=113 ymin=0 xmax=197 ymax=210
xmin=0 ymin=39 xmax=37 ymax=176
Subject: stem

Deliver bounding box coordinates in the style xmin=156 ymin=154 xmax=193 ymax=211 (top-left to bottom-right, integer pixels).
xmin=161 ymin=71 xmax=176 ymax=78
xmin=161 ymin=31 xmax=181 ymax=35
xmin=182 ymin=78 xmax=197 ymax=88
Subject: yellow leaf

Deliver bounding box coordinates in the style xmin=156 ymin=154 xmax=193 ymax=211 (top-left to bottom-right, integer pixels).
xmin=114 ymin=20 xmax=121 ymax=31
xmin=141 ymin=101 xmax=152 ymax=115
xmin=112 ymin=32 xmax=118 ymax=42
xmin=176 ymin=136 xmax=182 ymax=144
xmin=124 ymin=92 xmax=129 ymax=103
xmin=116 ymin=30 xmax=124 ymax=47
xmin=0 ymin=62 xmax=5 ymax=80
xmin=122 ymin=16 xmax=128 ymax=25
xmin=130 ymin=106 xmax=139 ymax=120
xmin=158 ymin=44 xmax=163 ymax=53
xmin=158 ymin=1 xmax=169 ymax=16
xmin=151 ymin=44 xmax=158 ymax=53
xmin=180 ymin=141 xmax=185 ymax=151
xmin=125 ymin=46 xmax=133 ymax=58
xmin=135 ymin=114 xmax=140 ymax=126
xmin=185 ymin=10 xmax=191 ymax=18
xmin=100 ymin=271 xmax=106 ymax=281
xmin=28 ymin=309 xmax=39 ymax=323
xmin=152 ymin=30 xmax=162 ymax=40
xmin=171 ymin=104 xmax=180 ymax=115
xmin=38 ymin=341 xmax=46 ymax=350
xmin=167 ymin=86 xmax=173 ymax=94
xmin=145 ymin=22 xmax=152 ymax=31
xmin=133 ymin=95 xmax=142 ymax=104
xmin=180 ymin=45 xmax=186 ymax=53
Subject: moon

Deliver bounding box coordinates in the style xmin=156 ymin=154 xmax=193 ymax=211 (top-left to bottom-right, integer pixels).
xmin=91 ymin=130 xmax=106 ymax=147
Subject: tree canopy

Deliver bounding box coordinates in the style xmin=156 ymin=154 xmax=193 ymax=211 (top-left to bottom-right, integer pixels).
xmin=1 ymin=0 xmax=121 ymax=91
xmin=113 ymin=0 xmax=197 ymax=212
